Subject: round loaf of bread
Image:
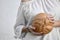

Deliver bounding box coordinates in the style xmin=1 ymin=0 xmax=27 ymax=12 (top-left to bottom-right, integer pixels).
xmin=30 ymin=13 xmax=53 ymax=35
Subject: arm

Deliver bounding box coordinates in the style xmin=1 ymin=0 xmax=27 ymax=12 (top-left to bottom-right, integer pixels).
xmin=14 ymin=4 xmax=35 ymax=38
xmin=53 ymin=20 xmax=60 ymax=27
xmin=47 ymin=14 xmax=60 ymax=27
xmin=14 ymin=5 xmax=26 ymax=38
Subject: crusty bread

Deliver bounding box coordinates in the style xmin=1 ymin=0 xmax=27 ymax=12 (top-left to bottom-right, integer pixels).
xmin=31 ymin=13 xmax=53 ymax=35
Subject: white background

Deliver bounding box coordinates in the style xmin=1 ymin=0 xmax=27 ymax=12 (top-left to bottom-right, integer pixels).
xmin=0 ymin=0 xmax=60 ymax=40
xmin=0 ymin=0 xmax=21 ymax=40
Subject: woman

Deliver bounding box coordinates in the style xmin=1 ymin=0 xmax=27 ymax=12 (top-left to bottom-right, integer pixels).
xmin=14 ymin=0 xmax=60 ymax=40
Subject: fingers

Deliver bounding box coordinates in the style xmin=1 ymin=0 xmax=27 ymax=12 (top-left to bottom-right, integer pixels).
xmin=48 ymin=17 xmax=54 ymax=23
xmin=47 ymin=14 xmax=54 ymax=18
xmin=47 ymin=14 xmax=54 ymax=19
xmin=47 ymin=14 xmax=55 ymax=24
xmin=29 ymin=26 xmax=36 ymax=30
xmin=49 ymin=18 xmax=54 ymax=21
xmin=48 ymin=16 xmax=54 ymax=21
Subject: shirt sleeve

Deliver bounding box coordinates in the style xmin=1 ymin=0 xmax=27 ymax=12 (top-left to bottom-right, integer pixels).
xmin=14 ymin=0 xmax=41 ymax=39
xmin=14 ymin=0 xmax=35 ymax=39
xmin=14 ymin=4 xmax=26 ymax=39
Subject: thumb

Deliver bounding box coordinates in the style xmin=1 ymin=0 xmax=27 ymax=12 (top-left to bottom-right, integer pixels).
xmin=29 ymin=25 xmax=36 ymax=30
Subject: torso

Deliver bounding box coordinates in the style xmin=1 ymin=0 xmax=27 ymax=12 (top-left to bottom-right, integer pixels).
xmin=22 ymin=0 xmax=60 ymax=40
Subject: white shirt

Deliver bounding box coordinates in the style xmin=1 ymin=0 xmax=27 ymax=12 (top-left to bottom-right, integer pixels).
xmin=14 ymin=0 xmax=60 ymax=40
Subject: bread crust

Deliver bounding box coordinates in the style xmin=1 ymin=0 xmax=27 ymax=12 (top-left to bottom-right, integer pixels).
xmin=31 ymin=13 xmax=53 ymax=35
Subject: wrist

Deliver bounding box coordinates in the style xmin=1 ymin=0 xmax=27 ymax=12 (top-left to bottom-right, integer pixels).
xmin=22 ymin=26 xmax=28 ymax=32
xmin=53 ymin=20 xmax=60 ymax=27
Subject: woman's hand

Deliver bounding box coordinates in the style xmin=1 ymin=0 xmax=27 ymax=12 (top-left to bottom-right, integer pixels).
xmin=48 ymin=14 xmax=60 ymax=27
xmin=53 ymin=20 xmax=60 ymax=27
xmin=22 ymin=27 xmax=28 ymax=32
xmin=47 ymin=14 xmax=54 ymax=24
xmin=47 ymin=14 xmax=60 ymax=27
xmin=22 ymin=26 xmax=35 ymax=32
